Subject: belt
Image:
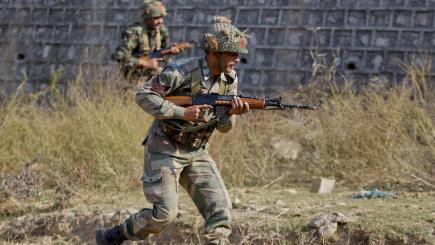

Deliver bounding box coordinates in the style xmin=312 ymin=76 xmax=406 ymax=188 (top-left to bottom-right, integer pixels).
xmin=160 ymin=122 xmax=214 ymax=150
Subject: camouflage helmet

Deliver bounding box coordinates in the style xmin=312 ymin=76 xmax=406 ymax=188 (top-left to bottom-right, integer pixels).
xmin=200 ymin=16 xmax=249 ymax=54
xmin=142 ymin=0 xmax=167 ymax=19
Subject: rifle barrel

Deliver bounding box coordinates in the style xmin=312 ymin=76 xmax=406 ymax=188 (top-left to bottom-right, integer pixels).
xmin=283 ymin=104 xmax=316 ymax=110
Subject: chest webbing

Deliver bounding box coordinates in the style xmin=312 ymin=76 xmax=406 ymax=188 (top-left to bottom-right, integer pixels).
xmin=141 ymin=29 xmax=161 ymax=52
xmin=191 ymin=65 xmax=227 ymax=96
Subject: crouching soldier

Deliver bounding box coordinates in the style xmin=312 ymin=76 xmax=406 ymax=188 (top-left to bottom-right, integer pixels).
xmin=112 ymin=0 xmax=182 ymax=93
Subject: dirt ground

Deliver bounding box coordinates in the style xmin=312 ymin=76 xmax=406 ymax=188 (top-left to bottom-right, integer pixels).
xmin=1 ymin=184 xmax=434 ymax=245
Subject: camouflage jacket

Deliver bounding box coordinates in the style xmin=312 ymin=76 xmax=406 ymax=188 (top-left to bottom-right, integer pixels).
xmin=136 ymin=57 xmax=237 ymax=155
xmin=112 ymin=22 xmax=170 ymax=81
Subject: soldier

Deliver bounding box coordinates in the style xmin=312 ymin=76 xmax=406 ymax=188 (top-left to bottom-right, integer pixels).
xmin=112 ymin=0 xmax=181 ymax=92
xmin=96 ymin=16 xmax=250 ymax=245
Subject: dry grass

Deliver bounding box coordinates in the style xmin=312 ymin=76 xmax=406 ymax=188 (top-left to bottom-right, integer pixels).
xmin=212 ymin=78 xmax=435 ymax=189
xmin=0 ymin=60 xmax=434 ymax=198
xmin=0 ymin=78 xmax=148 ymax=193
xmin=2 ymin=188 xmax=433 ymax=244
xmin=1 ymin=42 xmax=434 ymax=244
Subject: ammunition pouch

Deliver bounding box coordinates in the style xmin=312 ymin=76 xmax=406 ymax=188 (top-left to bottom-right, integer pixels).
xmin=160 ymin=121 xmax=214 ymax=150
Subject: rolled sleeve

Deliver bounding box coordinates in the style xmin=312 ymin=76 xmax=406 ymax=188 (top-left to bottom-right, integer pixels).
xmin=112 ymin=30 xmax=139 ymax=67
xmin=135 ymin=67 xmax=186 ymax=120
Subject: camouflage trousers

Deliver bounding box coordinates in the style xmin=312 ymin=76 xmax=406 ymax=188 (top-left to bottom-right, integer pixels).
xmin=121 ymin=146 xmax=232 ymax=244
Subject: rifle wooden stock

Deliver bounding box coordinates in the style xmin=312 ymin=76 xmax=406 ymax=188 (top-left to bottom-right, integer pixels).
xmin=165 ymin=96 xmax=193 ymax=106
xmin=214 ymin=97 xmax=265 ymax=109
xmin=141 ymin=42 xmax=194 ymax=61
xmin=165 ymin=96 xmax=266 ymax=109
xmin=158 ymin=42 xmax=193 ymax=56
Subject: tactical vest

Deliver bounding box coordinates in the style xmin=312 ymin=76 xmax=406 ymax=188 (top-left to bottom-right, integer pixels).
xmin=160 ymin=58 xmax=231 ymax=150
xmin=136 ymin=28 xmax=162 ymax=54
xmin=125 ymin=26 xmax=162 ymax=83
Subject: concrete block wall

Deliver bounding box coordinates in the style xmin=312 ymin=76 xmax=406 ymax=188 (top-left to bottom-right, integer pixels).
xmin=1 ymin=0 xmax=435 ymax=94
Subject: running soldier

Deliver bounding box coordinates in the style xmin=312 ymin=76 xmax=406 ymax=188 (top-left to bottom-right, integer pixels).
xmin=112 ymin=0 xmax=182 ymax=92
xmin=97 ymin=16 xmax=249 ymax=245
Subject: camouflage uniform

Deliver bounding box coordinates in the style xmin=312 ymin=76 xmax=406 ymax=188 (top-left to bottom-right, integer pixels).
xmin=122 ymin=57 xmax=237 ymax=244
xmin=96 ymin=16 xmax=248 ymax=245
xmin=112 ymin=1 xmax=170 ymax=88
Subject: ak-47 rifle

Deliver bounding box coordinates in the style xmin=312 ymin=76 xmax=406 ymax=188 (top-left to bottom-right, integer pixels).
xmin=139 ymin=41 xmax=195 ymax=62
xmin=165 ymin=93 xmax=317 ymax=111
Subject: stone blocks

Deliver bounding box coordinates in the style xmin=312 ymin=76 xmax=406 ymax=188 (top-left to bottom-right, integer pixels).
xmin=1 ymin=0 xmax=435 ymax=92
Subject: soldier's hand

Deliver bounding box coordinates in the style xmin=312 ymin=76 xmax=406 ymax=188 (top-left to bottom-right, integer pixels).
xmin=170 ymin=43 xmax=181 ymax=54
xmin=228 ymin=97 xmax=250 ymax=115
xmin=139 ymin=57 xmax=163 ymax=70
xmin=183 ymin=104 xmax=212 ymax=122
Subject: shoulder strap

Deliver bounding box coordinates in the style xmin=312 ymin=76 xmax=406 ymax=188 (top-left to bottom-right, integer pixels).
xmin=155 ymin=29 xmax=161 ymax=49
xmin=191 ymin=65 xmax=205 ymax=94
xmin=142 ymin=32 xmax=150 ymax=52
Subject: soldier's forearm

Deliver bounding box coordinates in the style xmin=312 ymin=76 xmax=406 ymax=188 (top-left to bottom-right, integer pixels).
xmin=135 ymin=92 xmax=185 ymax=120
xmin=113 ymin=46 xmax=141 ymax=66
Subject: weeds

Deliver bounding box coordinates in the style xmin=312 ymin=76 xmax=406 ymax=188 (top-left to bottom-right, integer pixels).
xmin=0 ymin=59 xmax=434 ymax=197
xmin=0 ymin=76 xmax=147 ymax=193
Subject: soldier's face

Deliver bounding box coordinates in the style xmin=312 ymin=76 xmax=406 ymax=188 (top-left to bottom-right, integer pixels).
xmin=144 ymin=17 xmax=164 ymax=30
xmin=216 ymin=52 xmax=240 ymax=74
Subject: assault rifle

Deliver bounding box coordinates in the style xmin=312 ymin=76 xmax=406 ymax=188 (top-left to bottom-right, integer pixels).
xmin=139 ymin=42 xmax=195 ymax=62
xmin=165 ymin=93 xmax=317 ymax=111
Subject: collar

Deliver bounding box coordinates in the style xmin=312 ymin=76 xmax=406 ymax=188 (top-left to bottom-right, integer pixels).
xmin=142 ymin=23 xmax=158 ymax=35
xmin=147 ymin=29 xmax=158 ymax=36
xmin=220 ymin=69 xmax=236 ymax=84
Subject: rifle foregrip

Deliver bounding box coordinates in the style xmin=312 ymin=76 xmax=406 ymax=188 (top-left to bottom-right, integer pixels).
xmin=240 ymin=98 xmax=266 ymax=109
xmin=214 ymin=99 xmax=265 ymax=109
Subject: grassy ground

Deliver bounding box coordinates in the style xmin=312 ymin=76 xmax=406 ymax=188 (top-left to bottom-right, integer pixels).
xmin=0 ymin=187 xmax=434 ymax=244
xmin=1 ymin=78 xmax=433 ymax=191
xmin=0 ymin=59 xmax=435 ymax=244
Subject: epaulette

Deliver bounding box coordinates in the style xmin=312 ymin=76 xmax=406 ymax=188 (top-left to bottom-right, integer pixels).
xmin=165 ymin=57 xmax=202 ymax=77
xmin=122 ymin=29 xmax=134 ymax=39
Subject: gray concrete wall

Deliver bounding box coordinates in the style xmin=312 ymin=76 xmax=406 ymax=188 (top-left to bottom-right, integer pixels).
xmin=1 ymin=0 xmax=435 ymax=94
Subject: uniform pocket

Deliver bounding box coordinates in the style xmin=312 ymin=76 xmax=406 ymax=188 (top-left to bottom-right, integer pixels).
xmin=142 ymin=171 xmax=163 ymax=203
xmin=148 ymin=131 xmax=177 ymax=154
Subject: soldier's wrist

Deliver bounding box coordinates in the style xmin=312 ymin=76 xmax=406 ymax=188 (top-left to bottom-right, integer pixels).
xmin=173 ymin=106 xmax=186 ymax=120
xmin=130 ymin=57 xmax=140 ymax=66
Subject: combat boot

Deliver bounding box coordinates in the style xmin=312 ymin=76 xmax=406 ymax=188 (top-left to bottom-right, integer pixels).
xmin=95 ymin=225 xmax=128 ymax=245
